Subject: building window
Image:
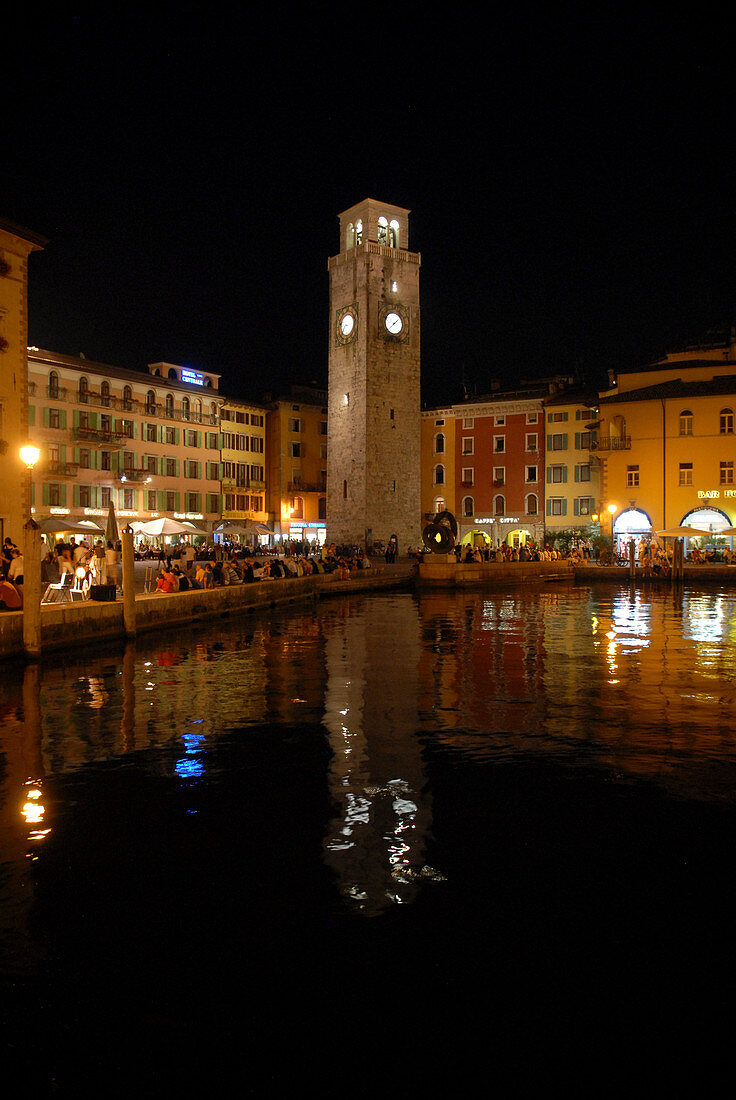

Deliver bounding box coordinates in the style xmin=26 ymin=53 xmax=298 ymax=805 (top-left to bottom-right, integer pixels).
xmin=434 ymin=464 xmax=445 ymax=485
xmin=147 ymin=490 xmax=157 ymax=510
xmin=101 ymin=487 xmax=110 ymax=507
xmin=434 ymin=433 xmax=445 ymax=454
xmin=146 ymin=422 xmax=157 ymax=442
xmin=576 ymin=497 xmax=593 ymax=515
xmin=462 ymin=496 xmax=474 ymax=516
xmin=290 ymin=442 xmax=302 ymax=458
xmin=493 ymin=436 xmax=505 ymax=453
xmin=289 ymin=418 xmax=303 ymax=432
xmin=494 ymin=495 xmax=505 ymax=515
xmin=550 ymin=465 xmax=565 ymax=483
xmin=526 ymin=434 xmax=538 ymax=451
xmin=720 ymin=461 xmax=734 ymax=485
xmin=494 ymin=414 xmax=505 ymax=426
xmin=462 ymin=437 xmax=474 ymax=455
xmin=720 ymin=408 xmax=734 ymax=434
xmin=101 ymin=451 xmax=111 ymax=470
xmin=78 ymin=377 xmax=89 ymax=404
xmin=627 ymin=465 xmax=640 ymax=487
xmin=433 ymin=496 xmax=446 ymax=513
xmin=123 ymin=386 xmax=133 ymax=411
xmin=577 ymin=464 xmax=591 ymax=481
xmin=48 ymin=371 xmax=60 ymax=399
xmin=123 ymin=488 xmax=134 ymax=510
xmin=166 ymin=491 xmax=175 ymax=511
xmin=435 ymin=419 xmax=445 ymax=426
xmin=526 ymin=412 xmax=538 ymax=424
xmin=79 ymin=449 xmax=90 ymax=469
xmin=550 ymin=498 xmax=564 ymax=516
xmin=526 ymin=465 xmax=538 ymax=482
xmin=679 ymin=410 xmax=693 ymax=435
xmin=462 ymin=417 xmax=474 ymax=429
xmin=146 ymin=390 xmax=157 ymax=415
xmin=549 ymin=433 xmax=566 ymax=450
xmin=462 ymin=468 xmax=474 ymax=486
xmin=679 ymin=462 xmax=693 ymax=486
xmin=100 ymin=381 xmax=110 ymax=407
xmin=493 ymin=466 xmax=505 ymax=485
xmin=548 ymin=411 xmax=567 ymax=423
xmin=49 ymin=483 xmax=61 ymax=506
xmin=526 ymin=493 xmax=538 ymax=515
xmin=48 ymin=407 xmax=60 ymax=430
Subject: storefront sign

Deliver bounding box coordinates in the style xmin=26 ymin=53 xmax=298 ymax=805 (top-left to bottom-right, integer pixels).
xmin=698 ymin=489 xmax=736 ymax=498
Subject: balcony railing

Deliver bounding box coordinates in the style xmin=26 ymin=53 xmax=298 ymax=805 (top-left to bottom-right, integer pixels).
xmin=591 ymin=436 xmax=631 ymax=452
xmin=287 ymin=481 xmax=324 ymax=493
xmin=118 ymin=469 xmax=153 ymax=483
xmin=43 ymin=461 xmax=80 ymax=478
xmin=73 ymin=426 xmax=130 ymax=447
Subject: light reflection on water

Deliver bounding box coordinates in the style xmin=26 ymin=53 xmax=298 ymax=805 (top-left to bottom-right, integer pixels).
xmin=4 ymin=583 xmax=736 ymax=1086
xmin=1 ymin=584 xmax=736 ymax=950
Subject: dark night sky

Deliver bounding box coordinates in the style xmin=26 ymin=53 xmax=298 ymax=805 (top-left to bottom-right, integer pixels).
xmin=4 ymin=6 xmax=736 ymax=408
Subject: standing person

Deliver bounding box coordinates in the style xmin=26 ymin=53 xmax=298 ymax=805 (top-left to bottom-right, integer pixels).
xmin=104 ymin=540 xmax=119 ymax=587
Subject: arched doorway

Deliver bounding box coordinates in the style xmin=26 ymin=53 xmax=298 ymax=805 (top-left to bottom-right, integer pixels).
xmin=612 ymin=508 xmax=653 ymax=555
xmin=681 ymin=506 xmax=735 ymax=546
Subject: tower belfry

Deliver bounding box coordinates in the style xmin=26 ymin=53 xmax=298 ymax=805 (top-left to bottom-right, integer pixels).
xmin=326 ymin=198 xmax=421 ymax=553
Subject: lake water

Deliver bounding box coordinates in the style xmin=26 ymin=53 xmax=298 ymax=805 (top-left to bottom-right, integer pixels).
xmin=2 ymin=582 xmax=736 ymax=1091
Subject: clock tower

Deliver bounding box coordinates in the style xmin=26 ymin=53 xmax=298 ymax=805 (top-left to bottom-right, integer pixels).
xmin=326 ymin=198 xmax=421 ymax=554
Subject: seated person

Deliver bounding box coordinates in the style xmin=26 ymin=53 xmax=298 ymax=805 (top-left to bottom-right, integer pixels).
xmin=172 ymin=565 xmax=189 ymax=590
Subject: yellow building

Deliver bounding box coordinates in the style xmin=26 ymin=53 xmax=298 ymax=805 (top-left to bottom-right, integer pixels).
xmin=219 ymin=396 xmax=270 ymax=545
xmin=266 ymin=385 xmax=327 ymax=546
xmin=598 ymin=325 xmax=736 ymax=545
xmin=0 ymin=218 xmax=46 ymax=546
xmin=542 ymin=389 xmax=600 ymax=534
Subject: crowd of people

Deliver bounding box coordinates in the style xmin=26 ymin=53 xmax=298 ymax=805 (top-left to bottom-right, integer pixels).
xmin=153 ymin=542 xmax=374 ymax=593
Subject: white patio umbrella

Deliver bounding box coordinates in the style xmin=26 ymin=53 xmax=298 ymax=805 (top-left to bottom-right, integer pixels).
xmin=136 ymin=517 xmax=207 ymax=537
xmin=655 ymin=526 xmax=712 ymax=538
xmin=36 ymin=517 xmax=105 ymax=536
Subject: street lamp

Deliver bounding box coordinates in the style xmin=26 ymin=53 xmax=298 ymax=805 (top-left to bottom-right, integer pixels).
xmin=608 ymin=503 xmax=617 ymax=558
xmin=19 ymin=445 xmax=41 ymax=658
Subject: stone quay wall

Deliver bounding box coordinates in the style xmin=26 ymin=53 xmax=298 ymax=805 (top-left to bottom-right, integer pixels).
xmin=0 ymin=568 xmax=411 ymax=661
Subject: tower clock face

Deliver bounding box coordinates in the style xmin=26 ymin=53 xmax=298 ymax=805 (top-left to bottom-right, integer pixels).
xmin=384 ymin=311 xmax=403 ymax=335
xmin=336 ymin=304 xmax=358 ymax=346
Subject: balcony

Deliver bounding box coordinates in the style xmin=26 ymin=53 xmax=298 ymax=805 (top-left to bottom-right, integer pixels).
xmin=73 ymin=425 xmax=130 ymax=448
xmin=43 ymin=461 xmax=80 ymax=478
xmin=118 ymin=468 xmax=154 ymax=483
xmin=590 ymin=436 xmax=631 ymax=452
xmin=287 ymin=481 xmax=324 ymax=493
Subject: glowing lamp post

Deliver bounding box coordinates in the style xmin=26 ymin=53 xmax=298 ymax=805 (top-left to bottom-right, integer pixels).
xmin=608 ymin=503 xmax=617 ymax=559
xmin=20 ymin=445 xmax=42 ymax=658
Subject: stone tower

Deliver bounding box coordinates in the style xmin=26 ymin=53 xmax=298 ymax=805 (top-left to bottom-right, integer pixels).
xmin=326 ymin=198 xmax=421 ymax=554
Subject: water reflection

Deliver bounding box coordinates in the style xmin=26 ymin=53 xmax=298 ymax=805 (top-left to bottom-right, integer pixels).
xmin=1 ymin=585 xmax=736 ymax=975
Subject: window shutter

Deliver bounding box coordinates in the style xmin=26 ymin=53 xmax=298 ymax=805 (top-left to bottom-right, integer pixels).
xmin=574 ymin=498 xmax=580 ymax=516
xmin=562 ymin=466 xmax=568 ymax=483
xmin=562 ymin=499 xmax=567 ymax=516
xmin=547 ymin=434 xmax=553 ymax=450
xmin=60 ymin=411 xmax=67 ymax=430
xmin=574 ymin=464 xmax=580 ymax=482
xmin=546 ymin=499 xmax=552 ymax=516
xmin=546 ymin=467 xmax=553 ymax=484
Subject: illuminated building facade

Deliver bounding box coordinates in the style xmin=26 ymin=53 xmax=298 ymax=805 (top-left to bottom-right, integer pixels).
xmin=265 ymin=385 xmax=328 ymax=545
xmin=598 ymin=325 xmax=736 ymax=543
xmin=0 ymin=218 xmax=45 ymax=546
xmin=219 ymin=396 xmax=269 ymax=538
xmin=27 ymin=350 xmax=224 ymax=535
xmin=541 ymin=388 xmax=600 ymax=535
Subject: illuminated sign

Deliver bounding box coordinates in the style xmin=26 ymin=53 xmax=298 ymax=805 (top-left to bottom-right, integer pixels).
xmin=698 ymin=489 xmax=736 ymax=498
xmin=181 ymin=369 xmax=204 ymax=386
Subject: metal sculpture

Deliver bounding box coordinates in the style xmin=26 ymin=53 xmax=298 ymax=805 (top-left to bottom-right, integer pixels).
xmin=421 ymin=510 xmax=458 ymax=555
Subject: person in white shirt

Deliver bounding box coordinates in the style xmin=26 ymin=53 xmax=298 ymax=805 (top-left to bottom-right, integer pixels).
xmin=8 ymin=549 xmax=24 ymax=584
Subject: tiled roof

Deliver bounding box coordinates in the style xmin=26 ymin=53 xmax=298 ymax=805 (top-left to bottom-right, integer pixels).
xmin=600 ymin=375 xmax=736 ymax=403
